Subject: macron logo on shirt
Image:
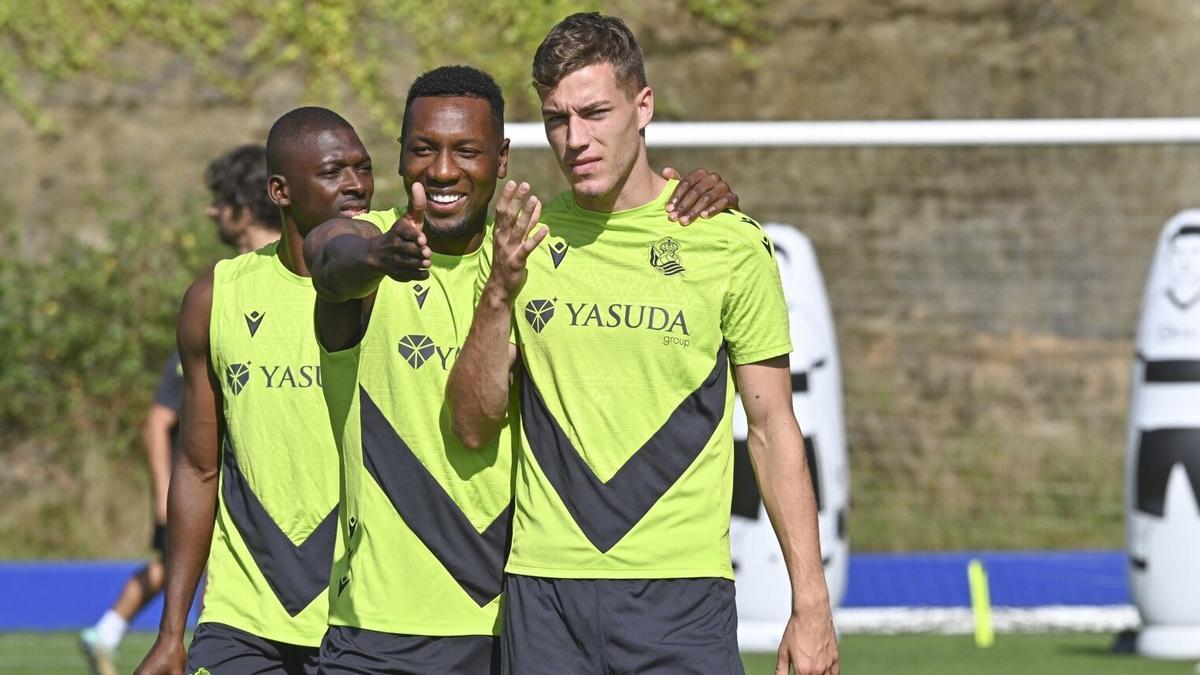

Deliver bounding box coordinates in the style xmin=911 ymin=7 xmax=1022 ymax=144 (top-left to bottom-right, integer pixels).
xmin=412 ymin=284 xmax=429 ymax=309
xmin=549 ymin=240 xmax=569 ymax=268
xmin=244 ymin=311 xmax=265 ymax=337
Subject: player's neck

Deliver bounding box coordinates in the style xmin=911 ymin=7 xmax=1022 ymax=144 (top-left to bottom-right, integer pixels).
xmin=427 ymin=224 xmax=486 ymax=257
xmin=574 ymin=153 xmax=666 ymax=213
xmin=276 ymin=220 xmax=311 ymax=277
xmin=242 ymin=225 xmax=280 ymax=252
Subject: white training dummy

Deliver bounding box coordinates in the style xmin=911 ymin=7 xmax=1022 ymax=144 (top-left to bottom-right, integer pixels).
xmin=1126 ymin=209 xmax=1200 ymax=659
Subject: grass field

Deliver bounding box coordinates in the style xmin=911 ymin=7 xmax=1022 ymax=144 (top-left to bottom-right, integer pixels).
xmin=2 ymin=631 xmax=1196 ymax=674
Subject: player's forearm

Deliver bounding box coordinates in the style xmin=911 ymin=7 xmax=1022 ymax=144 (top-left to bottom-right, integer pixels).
xmin=306 ymin=224 xmax=385 ymax=303
xmin=448 ymin=282 xmax=516 ymax=449
xmin=748 ymin=417 xmax=832 ymax=615
xmin=143 ymin=423 xmax=173 ymax=523
xmin=158 ymin=457 xmax=218 ymax=638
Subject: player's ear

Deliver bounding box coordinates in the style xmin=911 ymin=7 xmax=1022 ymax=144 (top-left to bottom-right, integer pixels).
xmin=497 ymin=138 xmax=511 ymax=180
xmin=635 ymin=86 xmax=653 ymax=132
xmin=268 ymin=174 xmax=289 ymax=207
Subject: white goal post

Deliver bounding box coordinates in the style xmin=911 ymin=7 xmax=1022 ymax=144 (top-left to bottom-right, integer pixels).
xmin=506 ymin=118 xmax=1200 ymax=149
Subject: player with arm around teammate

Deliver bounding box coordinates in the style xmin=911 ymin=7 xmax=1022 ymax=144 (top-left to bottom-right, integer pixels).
xmin=448 ymin=13 xmax=838 ymax=675
xmin=303 ymin=65 xmax=740 ymax=674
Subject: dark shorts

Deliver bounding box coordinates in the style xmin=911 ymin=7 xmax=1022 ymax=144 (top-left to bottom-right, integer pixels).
xmin=186 ymin=622 xmax=319 ymax=675
xmin=501 ymin=574 xmax=745 ymax=675
xmin=319 ymin=626 xmax=499 ymax=675
xmin=151 ymin=523 xmax=168 ymax=555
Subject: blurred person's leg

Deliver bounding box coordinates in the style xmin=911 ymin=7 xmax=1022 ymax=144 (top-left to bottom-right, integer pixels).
xmin=81 ymin=524 xmax=167 ymax=674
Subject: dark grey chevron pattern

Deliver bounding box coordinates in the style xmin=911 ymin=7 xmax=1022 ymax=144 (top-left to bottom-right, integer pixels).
xmin=359 ymin=387 xmax=511 ymax=606
xmin=520 ymin=347 xmax=728 ymax=553
xmin=220 ymin=438 xmax=337 ymax=616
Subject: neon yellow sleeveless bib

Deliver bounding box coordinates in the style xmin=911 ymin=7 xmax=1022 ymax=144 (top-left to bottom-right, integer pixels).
xmin=322 ymin=209 xmax=512 ymax=636
xmin=202 ymin=242 xmax=340 ymax=646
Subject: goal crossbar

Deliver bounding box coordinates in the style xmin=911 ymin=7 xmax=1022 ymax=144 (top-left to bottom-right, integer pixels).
xmin=505 ymin=118 xmax=1200 ymax=149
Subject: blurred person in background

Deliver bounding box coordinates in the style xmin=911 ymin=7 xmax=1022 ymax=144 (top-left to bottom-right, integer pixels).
xmin=136 ymin=107 xmax=371 ymax=675
xmin=80 ymin=145 xmax=280 ymax=675
xmin=206 ymin=145 xmax=285 ymax=253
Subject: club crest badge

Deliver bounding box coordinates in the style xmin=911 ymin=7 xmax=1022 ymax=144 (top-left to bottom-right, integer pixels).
xmin=649 ymin=237 xmax=685 ymax=276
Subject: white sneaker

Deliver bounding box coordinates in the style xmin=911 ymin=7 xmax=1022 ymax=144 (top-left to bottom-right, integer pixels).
xmin=78 ymin=627 xmax=117 ymax=675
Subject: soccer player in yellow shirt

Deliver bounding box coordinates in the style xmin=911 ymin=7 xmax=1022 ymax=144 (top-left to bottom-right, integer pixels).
xmin=449 ymin=13 xmax=839 ymax=675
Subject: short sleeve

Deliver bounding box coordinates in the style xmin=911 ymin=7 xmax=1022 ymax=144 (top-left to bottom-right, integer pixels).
xmin=152 ymin=350 xmax=184 ymax=414
xmin=721 ymin=227 xmax=793 ymax=365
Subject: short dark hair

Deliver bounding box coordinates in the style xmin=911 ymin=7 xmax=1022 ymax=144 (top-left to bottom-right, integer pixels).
xmin=1172 ymin=225 xmax=1200 ymax=240
xmin=204 ymin=145 xmax=280 ymax=230
xmin=532 ymin=13 xmax=647 ymax=97
xmin=265 ymin=106 xmax=355 ymax=174
xmin=402 ymin=65 xmax=505 ymax=141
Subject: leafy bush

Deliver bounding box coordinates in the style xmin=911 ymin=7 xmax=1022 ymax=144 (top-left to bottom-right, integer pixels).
xmin=2 ymin=1 xmax=768 ymax=136
xmin=0 ymin=185 xmax=225 ymax=556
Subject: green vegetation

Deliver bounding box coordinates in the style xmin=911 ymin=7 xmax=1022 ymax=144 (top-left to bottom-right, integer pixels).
xmin=0 ymin=189 xmax=224 ymax=557
xmin=0 ymin=0 xmax=769 ymax=136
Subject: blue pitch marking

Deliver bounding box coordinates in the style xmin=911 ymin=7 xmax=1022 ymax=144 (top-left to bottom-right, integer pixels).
xmin=0 ymin=550 xmax=1131 ymax=629
xmin=0 ymin=561 xmax=201 ymax=631
xmin=841 ymin=550 xmax=1131 ymax=608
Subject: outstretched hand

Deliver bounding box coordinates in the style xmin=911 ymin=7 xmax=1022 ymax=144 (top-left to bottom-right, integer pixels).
xmin=487 ymin=181 xmax=546 ymax=302
xmin=371 ymin=182 xmax=433 ymax=281
xmin=662 ymin=167 xmax=741 ymax=226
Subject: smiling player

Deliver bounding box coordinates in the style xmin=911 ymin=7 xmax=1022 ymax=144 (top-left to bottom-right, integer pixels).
xmin=137 ymin=107 xmax=374 ymax=675
xmin=304 ymin=65 xmax=740 ymax=674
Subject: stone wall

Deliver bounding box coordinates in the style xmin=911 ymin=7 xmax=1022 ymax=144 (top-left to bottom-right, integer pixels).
xmin=5 ymin=0 xmax=1200 ymax=553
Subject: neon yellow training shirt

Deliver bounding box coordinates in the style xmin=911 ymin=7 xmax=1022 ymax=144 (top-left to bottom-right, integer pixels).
xmin=202 ymin=242 xmax=341 ymax=646
xmin=480 ymin=180 xmax=793 ymax=580
xmin=321 ymin=209 xmax=513 ymax=636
